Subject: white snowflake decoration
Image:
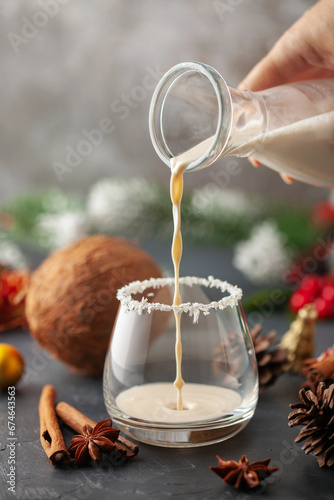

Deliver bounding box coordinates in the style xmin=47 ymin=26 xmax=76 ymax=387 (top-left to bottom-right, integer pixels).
xmin=233 ymin=220 xmax=292 ymax=284
xmin=0 ymin=236 xmax=27 ymax=269
xmin=36 ymin=211 xmax=89 ymax=249
xmin=190 ymin=184 xmax=260 ymax=220
xmin=86 ymin=177 xmax=158 ymax=232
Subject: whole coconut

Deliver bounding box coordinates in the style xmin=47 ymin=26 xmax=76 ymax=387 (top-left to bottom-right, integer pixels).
xmin=26 ymin=235 xmax=162 ymax=376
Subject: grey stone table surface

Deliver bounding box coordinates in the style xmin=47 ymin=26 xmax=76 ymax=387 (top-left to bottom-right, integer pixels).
xmin=1 ymin=239 xmax=334 ymax=500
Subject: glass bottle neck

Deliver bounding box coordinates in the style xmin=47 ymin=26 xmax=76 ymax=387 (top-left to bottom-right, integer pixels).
xmin=223 ymin=88 xmax=267 ymax=158
xmin=149 ymin=62 xmax=267 ymax=171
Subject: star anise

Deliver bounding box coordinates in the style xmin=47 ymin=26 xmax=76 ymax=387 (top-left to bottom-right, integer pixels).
xmin=210 ymin=455 xmax=278 ymax=489
xmin=68 ymin=419 xmax=119 ymax=466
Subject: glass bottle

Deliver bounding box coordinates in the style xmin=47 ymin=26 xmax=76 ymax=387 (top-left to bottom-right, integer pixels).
xmin=149 ymin=61 xmax=334 ymax=187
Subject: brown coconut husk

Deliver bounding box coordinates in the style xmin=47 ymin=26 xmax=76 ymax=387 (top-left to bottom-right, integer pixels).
xmin=26 ymin=235 xmax=163 ymax=376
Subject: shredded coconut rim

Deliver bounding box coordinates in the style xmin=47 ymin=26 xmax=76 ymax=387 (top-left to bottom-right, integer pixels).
xmin=117 ymin=276 xmax=243 ymax=321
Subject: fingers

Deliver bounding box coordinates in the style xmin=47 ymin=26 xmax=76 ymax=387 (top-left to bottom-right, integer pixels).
xmin=248 ymin=157 xmax=261 ymax=167
xmin=238 ymin=53 xmax=292 ymax=92
xmin=238 ymin=31 xmax=309 ymax=92
xmin=239 ymin=0 xmax=334 ymax=92
xmin=248 ymin=157 xmax=294 ymax=184
xmin=280 ymin=174 xmax=294 ymax=184
xmin=239 ymin=45 xmax=334 ymax=92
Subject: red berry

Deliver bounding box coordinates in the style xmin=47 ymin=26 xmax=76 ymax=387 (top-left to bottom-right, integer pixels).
xmin=299 ymin=274 xmax=321 ymax=297
xmin=0 ymin=269 xmax=30 ymax=323
xmin=321 ymin=284 xmax=334 ymax=302
xmin=313 ymin=297 xmax=334 ymax=319
xmin=317 ymin=275 xmax=332 ymax=288
xmin=289 ymin=290 xmax=313 ymax=313
xmin=311 ymin=201 xmax=334 ymax=227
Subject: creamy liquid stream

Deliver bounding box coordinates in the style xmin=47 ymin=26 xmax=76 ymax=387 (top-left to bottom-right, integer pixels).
xmin=170 ymin=159 xmax=185 ymax=410
xmin=170 ymin=138 xmax=218 ymax=410
xmin=115 ymin=139 xmax=242 ymax=422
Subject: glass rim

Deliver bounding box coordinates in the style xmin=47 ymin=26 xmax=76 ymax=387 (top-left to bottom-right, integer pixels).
xmin=148 ymin=61 xmax=233 ymax=171
xmin=116 ymin=275 xmax=243 ymax=321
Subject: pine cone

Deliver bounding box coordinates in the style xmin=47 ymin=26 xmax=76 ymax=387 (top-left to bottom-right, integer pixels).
xmin=212 ymin=330 xmax=247 ymax=388
xmin=250 ymin=324 xmax=289 ymax=393
xmin=288 ymin=382 xmax=334 ymax=467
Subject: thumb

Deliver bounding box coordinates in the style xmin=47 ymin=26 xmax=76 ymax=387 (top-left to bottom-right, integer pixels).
xmin=238 ymin=54 xmax=290 ymax=91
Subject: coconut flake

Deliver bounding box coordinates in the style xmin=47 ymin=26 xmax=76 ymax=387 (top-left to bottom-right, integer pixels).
xmin=117 ymin=276 xmax=242 ymax=322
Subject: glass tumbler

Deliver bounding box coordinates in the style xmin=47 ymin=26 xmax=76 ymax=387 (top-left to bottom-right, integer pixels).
xmin=103 ymin=276 xmax=258 ymax=448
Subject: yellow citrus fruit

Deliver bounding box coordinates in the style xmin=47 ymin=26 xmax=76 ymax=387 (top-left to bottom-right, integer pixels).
xmin=0 ymin=343 xmax=24 ymax=391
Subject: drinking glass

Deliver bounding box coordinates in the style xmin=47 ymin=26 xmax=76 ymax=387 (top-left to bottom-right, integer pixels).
xmin=103 ymin=276 xmax=258 ymax=447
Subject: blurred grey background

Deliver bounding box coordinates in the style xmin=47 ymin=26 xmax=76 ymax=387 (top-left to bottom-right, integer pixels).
xmin=0 ymin=0 xmax=329 ymax=205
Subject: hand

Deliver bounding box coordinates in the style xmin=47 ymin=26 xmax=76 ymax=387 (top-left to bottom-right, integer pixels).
xmin=239 ymin=0 xmax=334 ymax=92
xmin=238 ymin=0 xmax=334 ymax=183
xmin=248 ymin=158 xmax=294 ymax=184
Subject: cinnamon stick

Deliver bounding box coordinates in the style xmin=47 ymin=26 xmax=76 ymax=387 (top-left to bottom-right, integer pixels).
xmin=56 ymin=401 xmax=139 ymax=460
xmin=55 ymin=401 xmax=96 ymax=431
xmin=39 ymin=385 xmax=70 ymax=465
xmin=117 ymin=435 xmax=139 ymax=455
xmin=303 ymin=354 xmax=334 ymax=382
